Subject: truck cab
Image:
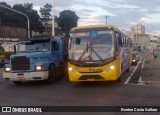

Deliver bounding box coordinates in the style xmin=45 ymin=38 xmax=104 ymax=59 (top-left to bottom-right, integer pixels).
xmin=3 ymin=36 xmax=68 ymax=84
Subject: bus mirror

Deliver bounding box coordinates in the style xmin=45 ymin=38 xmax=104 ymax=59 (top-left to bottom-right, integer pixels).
xmin=76 ymin=38 xmax=81 ymax=44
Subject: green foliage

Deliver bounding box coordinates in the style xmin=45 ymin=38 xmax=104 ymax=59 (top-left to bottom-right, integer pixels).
xmin=0 ymin=2 xmax=80 ymax=36
xmin=0 ymin=51 xmax=14 ymax=59
xmin=58 ymin=10 xmax=79 ymax=34
xmin=39 ymin=3 xmax=52 ymax=19
xmin=0 ymin=2 xmax=44 ymax=33
xmin=55 ymin=28 xmax=63 ymax=36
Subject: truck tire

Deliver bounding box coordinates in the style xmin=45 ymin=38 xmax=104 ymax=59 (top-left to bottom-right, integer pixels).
xmin=59 ymin=62 xmax=68 ymax=79
xmin=46 ymin=65 xmax=57 ymax=83
xmin=13 ymin=81 xmax=23 ymax=85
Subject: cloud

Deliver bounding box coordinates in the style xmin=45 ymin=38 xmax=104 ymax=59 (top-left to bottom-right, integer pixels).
xmin=3 ymin=0 xmax=160 ymax=33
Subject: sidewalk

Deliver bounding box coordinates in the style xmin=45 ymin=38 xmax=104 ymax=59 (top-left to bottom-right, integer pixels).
xmin=139 ymin=50 xmax=160 ymax=85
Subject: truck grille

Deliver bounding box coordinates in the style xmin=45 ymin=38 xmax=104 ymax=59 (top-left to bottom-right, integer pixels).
xmin=11 ymin=56 xmax=30 ymax=70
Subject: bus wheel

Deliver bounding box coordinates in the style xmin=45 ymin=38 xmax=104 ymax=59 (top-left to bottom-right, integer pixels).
xmin=46 ymin=65 xmax=57 ymax=83
xmin=116 ymin=73 xmax=122 ymax=82
xmin=13 ymin=81 xmax=23 ymax=85
xmin=116 ymin=77 xmax=121 ymax=82
xmin=126 ymin=65 xmax=130 ymax=72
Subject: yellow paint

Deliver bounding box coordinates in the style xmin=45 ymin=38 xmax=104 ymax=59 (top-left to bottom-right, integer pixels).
xmin=68 ymin=55 xmax=121 ymax=81
xmin=71 ymin=25 xmax=115 ymax=31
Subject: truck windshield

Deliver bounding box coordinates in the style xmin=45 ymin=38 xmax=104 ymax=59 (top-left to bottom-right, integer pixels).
xmin=17 ymin=40 xmax=50 ymax=53
xmin=69 ymin=30 xmax=114 ymax=62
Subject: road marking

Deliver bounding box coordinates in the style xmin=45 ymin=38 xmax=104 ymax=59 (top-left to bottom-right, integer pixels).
xmin=124 ymin=57 xmax=142 ymax=84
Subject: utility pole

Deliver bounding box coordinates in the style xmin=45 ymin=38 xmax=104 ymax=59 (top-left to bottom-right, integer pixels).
xmin=52 ymin=0 xmax=55 ymax=36
xmin=105 ymin=16 xmax=109 ymax=25
xmin=0 ymin=5 xmax=30 ymax=38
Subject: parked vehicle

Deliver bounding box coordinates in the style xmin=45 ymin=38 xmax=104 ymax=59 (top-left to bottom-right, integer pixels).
xmin=3 ymin=36 xmax=68 ymax=84
xmin=131 ymin=52 xmax=139 ymax=65
xmin=0 ymin=59 xmax=9 ymax=68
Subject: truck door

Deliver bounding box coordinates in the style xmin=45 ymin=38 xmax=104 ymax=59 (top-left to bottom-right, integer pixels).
xmin=51 ymin=41 xmax=60 ymax=63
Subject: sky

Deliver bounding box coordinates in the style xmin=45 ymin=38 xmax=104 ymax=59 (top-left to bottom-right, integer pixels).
xmin=3 ymin=0 xmax=160 ymax=34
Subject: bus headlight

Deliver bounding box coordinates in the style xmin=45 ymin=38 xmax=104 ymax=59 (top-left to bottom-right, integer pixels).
xmin=36 ymin=65 xmax=44 ymax=71
xmin=105 ymin=65 xmax=115 ymax=72
xmin=110 ymin=65 xmax=115 ymax=70
xmin=69 ymin=67 xmax=77 ymax=73
xmin=4 ymin=67 xmax=11 ymax=72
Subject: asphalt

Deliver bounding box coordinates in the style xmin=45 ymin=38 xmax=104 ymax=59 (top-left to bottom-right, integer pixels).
xmin=139 ymin=50 xmax=160 ymax=86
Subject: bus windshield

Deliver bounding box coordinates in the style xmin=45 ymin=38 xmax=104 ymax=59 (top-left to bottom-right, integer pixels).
xmin=17 ymin=40 xmax=50 ymax=53
xmin=69 ymin=30 xmax=114 ymax=62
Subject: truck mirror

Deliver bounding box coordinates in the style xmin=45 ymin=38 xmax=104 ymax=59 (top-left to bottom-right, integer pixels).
xmin=14 ymin=45 xmax=16 ymax=54
xmin=76 ymin=38 xmax=81 ymax=44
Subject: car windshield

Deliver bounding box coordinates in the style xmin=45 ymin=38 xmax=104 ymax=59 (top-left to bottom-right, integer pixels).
xmin=69 ymin=30 xmax=114 ymax=62
xmin=17 ymin=40 xmax=50 ymax=53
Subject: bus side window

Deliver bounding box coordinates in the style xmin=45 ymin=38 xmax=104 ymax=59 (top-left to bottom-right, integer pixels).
xmin=116 ymin=32 xmax=122 ymax=47
xmin=52 ymin=41 xmax=59 ymax=51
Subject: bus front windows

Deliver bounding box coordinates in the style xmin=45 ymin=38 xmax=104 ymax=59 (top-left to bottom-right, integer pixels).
xmin=91 ymin=33 xmax=114 ymax=60
xmin=69 ymin=30 xmax=114 ymax=62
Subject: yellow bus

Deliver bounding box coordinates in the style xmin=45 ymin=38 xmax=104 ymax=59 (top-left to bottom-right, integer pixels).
xmin=68 ymin=25 xmax=132 ymax=82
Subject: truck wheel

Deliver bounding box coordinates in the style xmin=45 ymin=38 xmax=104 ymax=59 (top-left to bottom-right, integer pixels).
xmin=46 ymin=65 xmax=57 ymax=83
xmin=60 ymin=62 xmax=68 ymax=79
xmin=13 ymin=81 xmax=23 ymax=85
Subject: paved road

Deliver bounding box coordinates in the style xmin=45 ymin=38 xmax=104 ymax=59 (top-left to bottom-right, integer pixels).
xmin=0 ymin=65 xmax=160 ymax=114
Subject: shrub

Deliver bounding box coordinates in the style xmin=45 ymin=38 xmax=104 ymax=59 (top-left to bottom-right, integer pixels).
xmin=0 ymin=51 xmax=14 ymax=60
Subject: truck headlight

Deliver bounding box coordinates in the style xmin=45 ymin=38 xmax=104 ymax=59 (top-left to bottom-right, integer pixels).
xmin=4 ymin=67 xmax=11 ymax=72
xmin=36 ymin=65 xmax=44 ymax=71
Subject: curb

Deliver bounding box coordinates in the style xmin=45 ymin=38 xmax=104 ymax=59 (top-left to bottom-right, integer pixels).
xmin=138 ymin=76 xmax=160 ymax=86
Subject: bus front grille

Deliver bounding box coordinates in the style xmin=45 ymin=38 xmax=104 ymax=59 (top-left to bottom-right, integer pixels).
xmin=78 ymin=75 xmax=104 ymax=80
xmin=11 ymin=56 xmax=30 ymax=70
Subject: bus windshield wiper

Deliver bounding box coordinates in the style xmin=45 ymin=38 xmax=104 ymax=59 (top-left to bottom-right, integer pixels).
xmin=90 ymin=47 xmax=103 ymax=61
xmin=78 ymin=41 xmax=89 ymax=61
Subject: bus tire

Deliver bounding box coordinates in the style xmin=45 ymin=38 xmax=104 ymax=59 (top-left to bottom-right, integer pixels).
xmin=13 ymin=81 xmax=23 ymax=85
xmin=116 ymin=77 xmax=121 ymax=82
xmin=117 ymin=63 xmax=123 ymax=82
xmin=126 ymin=64 xmax=130 ymax=72
xmin=46 ymin=64 xmax=57 ymax=83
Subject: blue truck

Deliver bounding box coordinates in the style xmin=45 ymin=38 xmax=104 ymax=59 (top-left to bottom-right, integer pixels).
xmin=3 ymin=36 xmax=68 ymax=84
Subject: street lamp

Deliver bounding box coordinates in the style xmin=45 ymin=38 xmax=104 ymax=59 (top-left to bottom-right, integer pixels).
xmin=52 ymin=0 xmax=55 ymax=36
xmin=105 ymin=16 xmax=109 ymax=25
xmin=0 ymin=5 xmax=30 ymax=38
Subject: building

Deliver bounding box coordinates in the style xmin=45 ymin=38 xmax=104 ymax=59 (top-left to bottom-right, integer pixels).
xmin=0 ymin=38 xmax=19 ymax=52
xmin=131 ymin=24 xmax=145 ymax=35
xmin=131 ymin=24 xmax=148 ymax=47
xmin=132 ymin=34 xmax=151 ymax=47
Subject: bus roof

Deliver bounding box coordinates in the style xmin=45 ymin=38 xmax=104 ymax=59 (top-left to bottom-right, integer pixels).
xmin=71 ymin=25 xmax=116 ymax=31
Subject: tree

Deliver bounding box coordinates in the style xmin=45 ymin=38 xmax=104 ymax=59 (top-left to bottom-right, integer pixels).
xmin=39 ymin=3 xmax=52 ymax=35
xmin=12 ymin=3 xmax=43 ymax=34
xmin=58 ymin=10 xmax=79 ymax=34
xmin=0 ymin=2 xmax=12 ymax=26
xmin=39 ymin=3 xmax=52 ymax=19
